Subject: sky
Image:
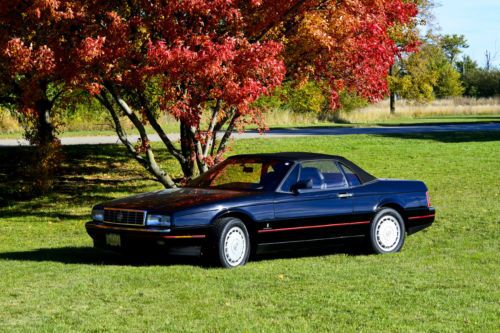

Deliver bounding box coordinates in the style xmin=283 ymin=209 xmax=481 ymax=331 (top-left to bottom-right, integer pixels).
xmin=433 ymin=0 xmax=500 ymax=67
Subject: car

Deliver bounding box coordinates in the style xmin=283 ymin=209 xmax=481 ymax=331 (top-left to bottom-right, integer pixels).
xmin=86 ymin=152 xmax=435 ymax=267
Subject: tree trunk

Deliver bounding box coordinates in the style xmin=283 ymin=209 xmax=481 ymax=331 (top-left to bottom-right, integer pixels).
xmin=180 ymin=122 xmax=196 ymax=178
xmin=35 ymin=98 xmax=56 ymax=146
xmin=390 ymin=91 xmax=396 ymax=114
xmin=389 ymin=65 xmax=396 ymax=114
xmin=30 ymin=94 xmax=61 ymax=193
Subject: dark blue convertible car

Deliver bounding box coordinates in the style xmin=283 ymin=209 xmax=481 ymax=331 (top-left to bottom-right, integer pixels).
xmin=86 ymin=152 xmax=435 ymax=267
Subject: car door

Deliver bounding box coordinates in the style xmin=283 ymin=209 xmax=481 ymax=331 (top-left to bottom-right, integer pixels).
xmin=260 ymin=160 xmax=355 ymax=244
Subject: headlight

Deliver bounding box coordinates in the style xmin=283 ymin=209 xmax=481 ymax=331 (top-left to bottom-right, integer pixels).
xmin=146 ymin=214 xmax=171 ymax=227
xmin=91 ymin=207 xmax=104 ymax=222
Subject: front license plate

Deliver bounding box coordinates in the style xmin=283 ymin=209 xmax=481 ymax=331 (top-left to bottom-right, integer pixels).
xmin=106 ymin=233 xmax=121 ymax=247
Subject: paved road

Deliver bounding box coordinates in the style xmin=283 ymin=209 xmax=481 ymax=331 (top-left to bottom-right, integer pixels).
xmin=1 ymin=123 xmax=499 ymax=146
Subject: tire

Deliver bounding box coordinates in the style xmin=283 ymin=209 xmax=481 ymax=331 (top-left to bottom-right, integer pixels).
xmin=206 ymin=217 xmax=251 ymax=268
xmin=369 ymin=208 xmax=405 ymax=254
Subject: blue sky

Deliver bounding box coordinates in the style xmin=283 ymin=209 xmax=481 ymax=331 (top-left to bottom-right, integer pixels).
xmin=433 ymin=0 xmax=500 ymax=67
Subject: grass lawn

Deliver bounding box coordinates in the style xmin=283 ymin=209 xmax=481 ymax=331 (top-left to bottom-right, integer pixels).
xmin=0 ymin=131 xmax=499 ymax=332
xmin=368 ymin=114 xmax=500 ymax=126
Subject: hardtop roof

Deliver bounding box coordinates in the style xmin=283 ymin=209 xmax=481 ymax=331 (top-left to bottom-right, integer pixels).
xmin=229 ymin=152 xmax=342 ymax=161
xmin=228 ymin=152 xmax=377 ymax=184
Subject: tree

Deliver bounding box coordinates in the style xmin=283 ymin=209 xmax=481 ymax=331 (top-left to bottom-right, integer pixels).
xmin=456 ymin=55 xmax=479 ymax=76
xmin=3 ymin=1 xmax=420 ymax=188
xmin=85 ymin=0 xmax=420 ymax=186
xmin=387 ymin=0 xmax=431 ymax=113
xmin=389 ymin=43 xmax=463 ymax=104
xmin=66 ymin=1 xmax=285 ymax=187
xmin=244 ymin=0 xmax=419 ymax=109
xmin=439 ymin=34 xmax=468 ymax=64
xmin=0 ymin=1 xmax=84 ymax=191
xmin=459 ymin=55 xmax=500 ymax=98
xmin=484 ymin=50 xmax=498 ymax=71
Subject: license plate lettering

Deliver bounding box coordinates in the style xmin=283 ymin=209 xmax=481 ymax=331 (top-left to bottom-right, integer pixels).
xmin=106 ymin=233 xmax=121 ymax=247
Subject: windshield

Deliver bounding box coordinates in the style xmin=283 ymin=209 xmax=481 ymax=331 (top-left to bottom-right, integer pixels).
xmin=189 ymin=157 xmax=293 ymax=191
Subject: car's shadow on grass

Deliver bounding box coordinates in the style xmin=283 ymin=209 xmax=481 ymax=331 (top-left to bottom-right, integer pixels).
xmin=0 ymin=240 xmax=370 ymax=267
xmin=376 ymin=130 xmax=500 ymax=143
xmin=0 ymin=246 xmax=204 ymax=267
xmin=254 ymin=238 xmax=371 ymax=263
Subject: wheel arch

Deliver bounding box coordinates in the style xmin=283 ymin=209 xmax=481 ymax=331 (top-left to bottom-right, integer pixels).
xmin=212 ymin=210 xmax=257 ymax=246
xmin=375 ymin=200 xmax=406 ymax=222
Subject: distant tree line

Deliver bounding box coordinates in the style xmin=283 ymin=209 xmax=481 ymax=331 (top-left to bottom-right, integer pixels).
xmin=389 ymin=33 xmax=500 ymax=112
xmin=457 ymin=55 xmax=500 ymax=98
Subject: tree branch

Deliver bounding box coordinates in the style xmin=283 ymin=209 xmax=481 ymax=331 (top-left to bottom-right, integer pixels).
xmin=216 ymin=111 xmax=239 ymax=157
xmin=202 ymin=99 xmax=221 ymax=157
xmin=137 ymin=92 xmax=185 ymax=164
xmin=190 ymin=125 xmax=208 ymax=174
xmin=95 ymin=91 xmax=150 ymax=169
xmin=49 ymin=88 xmax=65 ymax=106
xmin=103 ymin=83 xmax=177 ymax=188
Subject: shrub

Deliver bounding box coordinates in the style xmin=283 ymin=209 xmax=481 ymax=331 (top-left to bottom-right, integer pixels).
xmin=0 ymin=107 xmax=21 ymax=133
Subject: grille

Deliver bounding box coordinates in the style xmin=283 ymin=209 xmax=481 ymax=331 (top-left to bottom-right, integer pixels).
xmin=103 ymin=208 xmax=146 ymax=226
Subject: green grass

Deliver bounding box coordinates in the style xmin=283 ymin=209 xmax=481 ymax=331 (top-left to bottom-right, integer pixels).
xmin=369 ymin=114 xmax=500 ymax=126
xmin=0 ymin=132 xmax=499 ymax=332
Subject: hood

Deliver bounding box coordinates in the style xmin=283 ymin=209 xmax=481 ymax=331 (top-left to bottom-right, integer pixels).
xmin=98 ymin=187 xmax=257 ymax=213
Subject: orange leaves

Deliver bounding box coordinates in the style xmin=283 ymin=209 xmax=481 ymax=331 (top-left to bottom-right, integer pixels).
xmin=78 ymin=37 xmax=106 ymax=63
xmin=3 ymin=39 xmax=32 ymax=74
xmin=3 ymin=39 xmax=56 ymax=76
xmin=279 ymin=0 xmax=418 ymax=108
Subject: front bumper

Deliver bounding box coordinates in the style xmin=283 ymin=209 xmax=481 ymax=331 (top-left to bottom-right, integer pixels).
xmin=85 ymin=221 xmax=207 ymax=250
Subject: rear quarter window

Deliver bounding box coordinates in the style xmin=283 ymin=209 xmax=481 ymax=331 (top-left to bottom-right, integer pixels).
xmin=339 ymin=163 xmax=361 ymax=186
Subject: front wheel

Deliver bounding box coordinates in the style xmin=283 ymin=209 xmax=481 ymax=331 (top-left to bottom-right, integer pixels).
xmin=369 ymin=208 xmax=405 ymax=254
xmin=208 ymin=217 xmax=251 ymax=268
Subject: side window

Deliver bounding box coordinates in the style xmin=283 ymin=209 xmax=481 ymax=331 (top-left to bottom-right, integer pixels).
xmin=299 ymin=160 xmax=347 ymax=189
xmin=339 ymin=163 xmax=361 ymax=186
xmin=279 ymin=164 xmax=299 ymax=192
xmin=260 ymin=161 xmax=293 ymax=191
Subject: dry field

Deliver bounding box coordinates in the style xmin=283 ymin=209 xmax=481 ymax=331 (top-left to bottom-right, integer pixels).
xmin=340 ymin=97 xmax=500 ymax=124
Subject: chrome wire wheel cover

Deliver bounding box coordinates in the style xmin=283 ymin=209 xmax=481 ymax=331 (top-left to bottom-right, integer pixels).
xmin=375 ymin=215 xmax=401 ymax=251
xmin=223 ymin=226 xmax=247 ymax=266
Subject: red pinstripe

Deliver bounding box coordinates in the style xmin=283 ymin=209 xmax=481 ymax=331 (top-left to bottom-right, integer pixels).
xmin=257 ymin=220 xmax=370 ymax=233
xmin=408 ymin=214 xmax=435 ymax=220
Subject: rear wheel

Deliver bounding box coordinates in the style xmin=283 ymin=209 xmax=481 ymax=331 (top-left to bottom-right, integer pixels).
xmin=206 ymin=217 xmax=251 ymax=268
xmin=369 ymin=208 xmax=405 ymax=254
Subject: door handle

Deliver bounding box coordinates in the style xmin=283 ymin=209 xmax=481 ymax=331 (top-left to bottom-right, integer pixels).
xmin=337 ymin=193 xmax=353 ymax=198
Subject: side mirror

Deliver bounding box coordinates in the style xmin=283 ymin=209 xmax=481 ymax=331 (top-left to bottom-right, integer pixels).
xmin=292 ymin=179 xmax=313 ymax=194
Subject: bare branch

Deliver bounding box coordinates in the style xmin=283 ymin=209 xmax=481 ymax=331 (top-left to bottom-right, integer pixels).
xmin=202 ymin=99 xmax=221 ymax=157
xmin=216 ymin=111 xmax=239 ymax=157
xmin=95 ymin=91 xmax=149 ymax=168
xmin=103 ymin=83 xmax=177 ymax=188
xmin=137 ymin=92 xmax=186 ymax=163
xmin=49 ymin=88 xmax=65 ymax=106
xmin=190 ymin=125 xmax=208 ymax=174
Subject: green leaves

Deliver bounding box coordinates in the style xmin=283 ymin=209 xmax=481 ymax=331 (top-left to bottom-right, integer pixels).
xmin=390 ymin=43 xmax=464 ymax=103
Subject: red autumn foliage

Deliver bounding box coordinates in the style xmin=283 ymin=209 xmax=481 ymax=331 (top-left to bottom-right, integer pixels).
xmin=241 ymin=0 xmax=419 ymax=108
xmin=1 ymin=0 xmax=419 ymax=187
